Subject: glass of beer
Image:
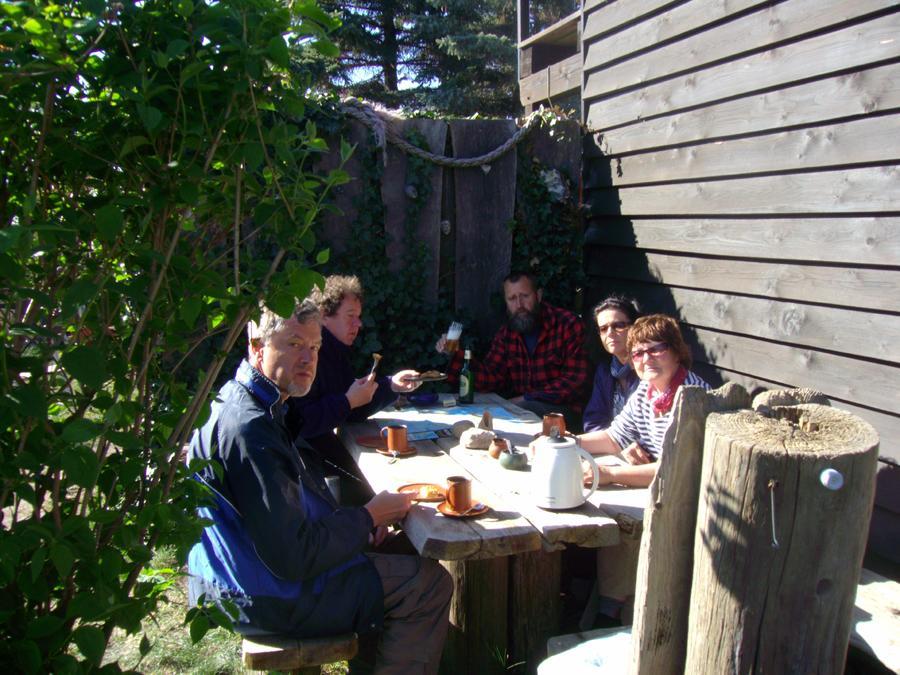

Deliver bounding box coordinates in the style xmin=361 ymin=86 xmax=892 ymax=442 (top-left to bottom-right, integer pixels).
xmin=445 ymin=321 xmax=462 ymax=354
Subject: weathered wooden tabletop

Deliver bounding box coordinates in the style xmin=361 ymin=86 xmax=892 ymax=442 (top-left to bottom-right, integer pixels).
xmin=341 ymin=393 xmax=649 ymax=560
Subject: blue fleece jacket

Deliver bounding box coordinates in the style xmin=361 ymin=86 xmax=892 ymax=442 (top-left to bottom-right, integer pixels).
xmin=187 ymin=360 xmax=383 ymax=637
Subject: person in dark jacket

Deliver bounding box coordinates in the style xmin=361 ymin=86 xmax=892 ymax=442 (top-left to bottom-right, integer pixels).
xmin=286 ymin=276 xmax=420 ymax=505
xmin=582 ymin=296 xmax=641 ymax=432
xmin=188 ymin=299 xmax=452 ymax=674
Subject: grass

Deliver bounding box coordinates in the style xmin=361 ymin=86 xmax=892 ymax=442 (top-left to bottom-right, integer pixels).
xmin=103 ymin=548 xmax=348 ymax=674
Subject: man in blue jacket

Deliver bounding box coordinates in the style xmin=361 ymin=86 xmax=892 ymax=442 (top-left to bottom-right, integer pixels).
xmin=286 ymin=275 xmax=420 ymax=504
xmin=188 ymin=299 xmax=452 ymax=673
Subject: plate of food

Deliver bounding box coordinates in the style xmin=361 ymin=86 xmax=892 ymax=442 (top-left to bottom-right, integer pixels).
xmin=397 ymin=483 xmax=446 ymax=502
xmin=406 ymin=370 xmax=447 ymax=383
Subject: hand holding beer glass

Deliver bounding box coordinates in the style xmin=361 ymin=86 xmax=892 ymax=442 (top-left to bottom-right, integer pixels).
xmin=435 ymin=321 xmax=463 ymax=355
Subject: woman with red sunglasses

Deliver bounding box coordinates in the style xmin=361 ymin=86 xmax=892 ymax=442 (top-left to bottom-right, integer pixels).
xmin=574 ymin=315 xmax=710 ymax=628
xmin=577 ymin=314 xmax=709 ymax=488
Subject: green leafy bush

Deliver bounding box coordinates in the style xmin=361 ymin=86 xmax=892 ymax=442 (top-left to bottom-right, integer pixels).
xmin=0 ymin=0 xmax=344 ymax=670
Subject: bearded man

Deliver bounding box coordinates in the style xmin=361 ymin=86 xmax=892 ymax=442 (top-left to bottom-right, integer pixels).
xmin=437 ymin=271 xmax=589 ymax=431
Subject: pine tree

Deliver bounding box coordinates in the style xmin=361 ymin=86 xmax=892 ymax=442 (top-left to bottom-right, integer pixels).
xmin=300 ymin=0 xmax=519 ymax=116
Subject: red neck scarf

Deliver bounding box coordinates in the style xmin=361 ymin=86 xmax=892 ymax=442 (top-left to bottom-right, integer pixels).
xmin=647 ymin=366 xmax=688 ymax=416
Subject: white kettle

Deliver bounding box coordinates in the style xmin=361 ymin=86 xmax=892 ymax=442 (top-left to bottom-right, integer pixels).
xmin=531 ymin=431 xmax=599 ymax=509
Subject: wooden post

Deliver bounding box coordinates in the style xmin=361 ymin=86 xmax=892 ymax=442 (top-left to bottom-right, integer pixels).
xmin=509 ymin=549 xmax=561 ymax=674
xmin=685 ymin=404 xmax=879 ymax=673
xmin=441 ymin=558 xmax=510 ymax=675
xmin=631 ymin=383 xmax=751 ymax=675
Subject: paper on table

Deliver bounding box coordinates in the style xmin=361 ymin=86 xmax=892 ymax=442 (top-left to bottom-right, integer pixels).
xmin=371 ymin=404 xmax=527 ymax=442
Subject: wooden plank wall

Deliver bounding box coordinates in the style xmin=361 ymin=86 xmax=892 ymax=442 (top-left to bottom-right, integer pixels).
xmin=580 ymin=0 xmax=900 ymax=563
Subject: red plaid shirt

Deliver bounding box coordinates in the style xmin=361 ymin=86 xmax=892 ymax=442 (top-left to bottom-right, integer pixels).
xmin=449 ymin=303 xmax=589 ymax=406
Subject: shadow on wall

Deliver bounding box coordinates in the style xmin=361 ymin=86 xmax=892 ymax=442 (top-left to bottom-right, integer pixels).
xmin=580 ymin=131 xmax=722 ymax=387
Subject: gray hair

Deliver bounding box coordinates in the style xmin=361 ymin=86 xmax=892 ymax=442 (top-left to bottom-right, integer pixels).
xmin=247 ymin=298 xmax=321 ymax=348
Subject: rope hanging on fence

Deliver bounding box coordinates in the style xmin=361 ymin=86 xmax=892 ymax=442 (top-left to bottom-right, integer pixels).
xmin=340 ymin=97 xmax=542 ymax=168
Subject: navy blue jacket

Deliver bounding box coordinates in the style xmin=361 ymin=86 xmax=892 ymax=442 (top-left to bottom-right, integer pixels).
xmin=286 ymin=327 xmax=397 ymax=442
xmin=187 ymin=360 xmax=383 ymax=636
xmin=583 ymin=361 xmax=640 ymax=433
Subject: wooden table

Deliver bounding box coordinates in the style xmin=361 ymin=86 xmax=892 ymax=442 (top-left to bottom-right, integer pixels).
xmin=340 ymin=393 xmax=650 ymax=673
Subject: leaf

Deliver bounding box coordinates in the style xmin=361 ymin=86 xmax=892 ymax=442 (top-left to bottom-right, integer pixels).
xmin=0 ymin=226 xmax=22 ymax=252
xmin=136 ymin=104 xmax=163 ymax=133
xmin=87 ymin=509 xmax=120 ymax=524
xmin=180 ymin=60 xmax=208 ymax=83
xmin=294 ymin=0 xmax=337 ymax=27
xmin=61 ymin=418 xmax=103 ymax=443
xmin=298 ymin=228 xmax=315 ymax=252
xmin=22 ymin=17 xmax=48 ymax=35
xmin=340 ymin=138 xmax=355 ymax=163
xmin=94 ymin=204 xmax=126 ymax=242
xmin=106 ymin=430 xmax=143 ymax=450
xmin=119 ymin=136 xmax=150 ymax=159
xmin=189 ymin=614 xmax=209 ymax=643
xmin=73 ymin=625 xmax=105 ymax=665
xmin=166 ymin=39 xmax=190 ymax=58
xmin=50 ymin=543 xmax=75 ymax=578
xmin=29 ymin=546 xmax=46 ymax=582
xmin=242 ymin=142 xmax=264 ymax=170
xmin=266 ymin=36 xmax=290 ymax=67
xmin=312 ymin=38 xmax=340 ymax=58
xmin=174 ymin=0 xmax=193 ymax=18
xmin=180 ymin=296 xmax=202 ymax=327
xmin=61 ymin=446 xmax=100 ymax=488
xmin=13 ymin=640 xmax=41 ymax=674
xmin=62 ymin=277 xmax=98 ymax=314
xmin=315 ymin=248 xmax=330 ymax=265
xmin=288 ymin=267 xmax=324 ymax=301
xmin=61 ymin=345 xmax=107 ymax=389
xmin=178 ymin=181 xmax=199 ymax=205
xmin=7 ymin=384 xmax=47 ymax=419
xmin=265 ymin=289 xmax=294 ymax=319
xmin=208 ymin=311 xmax=225 ymax=329
xmin=50 ymin=654 xmax=80 ymax=674
xmin=139 ymin=635 xmax=152 ymax=656
xmin=24 ymin=614 xmax=63 ymax=639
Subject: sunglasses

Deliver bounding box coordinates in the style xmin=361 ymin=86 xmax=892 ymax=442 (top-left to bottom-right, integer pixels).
xmin=598 ymin=321 xmax=630 ymax=334
xmin=631 ymin=342 xmax=669 ymax=361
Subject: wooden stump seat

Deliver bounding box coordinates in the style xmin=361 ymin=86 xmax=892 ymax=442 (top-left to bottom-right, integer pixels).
xmin=241 ymin=633 xmax=358 ymax=674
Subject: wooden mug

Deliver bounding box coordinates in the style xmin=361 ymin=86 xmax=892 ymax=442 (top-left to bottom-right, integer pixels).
xmin=446 ymin=475 xmax=472 ymax=512
xmin=542 ymin=412 xmax=566 ymax=437
xmin=381 ymin=424 xmax=408 ymax=452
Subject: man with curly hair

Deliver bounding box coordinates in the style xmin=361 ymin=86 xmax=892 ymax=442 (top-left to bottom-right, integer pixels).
xmin=286 ymin=275 xmax=420 ymax=504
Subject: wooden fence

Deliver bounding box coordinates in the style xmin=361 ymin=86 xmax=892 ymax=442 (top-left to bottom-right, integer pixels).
xmin=317 ymin=117 xmax=581 ymax=342
xmin=580 ymin=0 xmax=900 ymax=563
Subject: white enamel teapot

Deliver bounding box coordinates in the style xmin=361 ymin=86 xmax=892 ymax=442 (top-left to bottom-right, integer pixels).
xmin=531 ymin=429 xmax=599 ymax=510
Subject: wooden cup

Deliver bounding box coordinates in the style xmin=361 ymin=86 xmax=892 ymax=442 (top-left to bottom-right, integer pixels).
xmin=381 ymin=424 xmax=408 ymax=452
xmin=488 ymin=438 xmax=509 ymax=459
xmin=446 ymin=476 xmax=472 ymax=512
xmin=542 ymin=412 xmax=566 ymax=437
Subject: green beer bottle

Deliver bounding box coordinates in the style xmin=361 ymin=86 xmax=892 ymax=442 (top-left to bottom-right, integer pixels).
xmin=459 ymin=349 xmax=474 ymax=403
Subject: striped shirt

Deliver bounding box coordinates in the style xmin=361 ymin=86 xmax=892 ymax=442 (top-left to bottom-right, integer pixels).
xmin=607 ymin=371 xmax=710 ymax=459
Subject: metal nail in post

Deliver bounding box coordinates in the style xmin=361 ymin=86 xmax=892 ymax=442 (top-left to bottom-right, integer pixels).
xmin=767 ymin=479 xmax=780 ymax=549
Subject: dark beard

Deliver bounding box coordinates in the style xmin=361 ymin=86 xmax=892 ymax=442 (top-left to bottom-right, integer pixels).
xmin=508 ymin=307 xmax=540 ymax=334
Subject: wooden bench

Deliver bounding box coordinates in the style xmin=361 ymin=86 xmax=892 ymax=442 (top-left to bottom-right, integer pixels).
xmin=851 ymin=568 xmax=900 ymax=673
xmin=241 ymin=633 xmax=358 ymax=674
xmin=542 ymin=569 xmax=900 ymax=674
